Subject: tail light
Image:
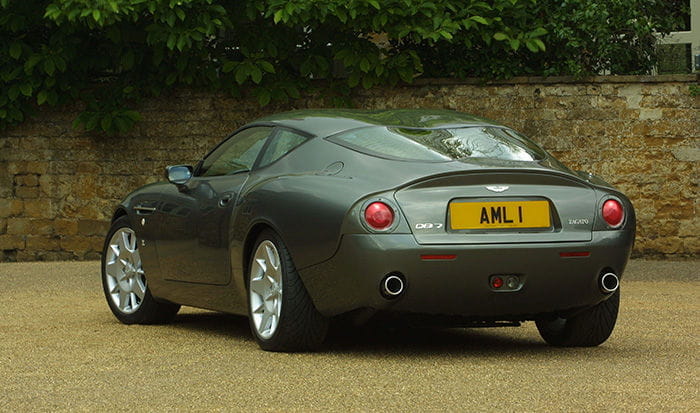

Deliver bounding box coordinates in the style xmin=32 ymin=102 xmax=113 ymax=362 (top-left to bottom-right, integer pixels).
xmin=602 ymin=199 xmax=624 ymax=228
xmin=364 ymin=202 xmax=394 ymax=230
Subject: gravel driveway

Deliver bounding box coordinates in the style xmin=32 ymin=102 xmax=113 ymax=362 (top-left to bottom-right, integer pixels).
xmin=0 ymin=260 xmax=697 ymax=411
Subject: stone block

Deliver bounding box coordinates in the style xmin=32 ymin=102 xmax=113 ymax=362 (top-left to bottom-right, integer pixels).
xmin=15 ymin=250 xmax=36 ymax=261
xmin=78 ymin=219 xmax=109 ymax=236
xmin=19 ymin=136 xmax=51 ymax=151
xmin=57 ymin=197 xmax=96 ymax=219
xmin=631 ymin=120 xmax=696 ymax=139
xmin=0 ymin=166 xmax=11 ymax=198
xmin=671 ymin=147 xmax=700 ymax=162
xmin=50 ymin=137 xmax=93 ymax=150
xmin=645 ymin=237 xmax=683 ymax=254
xmin=595 ymin=96 xmax=627 ymax=110
xmin=661 ymin=108 xmax=700 ymax=121
xmin=7 ymin=218 xmax=55 ymax=235
xmin=0 ymin=218 xmax=6 ymax=234
xmin=641 ymin=83 xmax=680 ymax=96
xmin=35 ymin=250 xmax=78 ymax=261
xmin=54 ymin=219 xmax=78 ymax=236
xmin=76 ymin=162 xmax=101 ymax=174
xmin=640 ymin=94 xmax=693 ymax=109
xmin=37 ymin=175 xmax=54 ymax=197
xmin=639 ymin=108 xmax=662 ymax=120
xmin=0 ymin=234 xmax=25 ymax=250
xmin=678 ymin=218 xmax=700 ymax=238
xmin=14 ymin=174 xmax=39 ymax=187
xmin=49 ymin=161 xmax=79 ymax=174
xmin=60 ymin=235 xmax=103 ymax=253
xmin=0 ymin=199 xmax=23 ymax=217
xmin=14 ymin=186 xmax=39 ymax=198
xmin=653 ymin=199 xmax=694 ymax=220
xmin=26 ymin=235 xmax=60 ymax=250
xmin=7 ymin=161 xmax=49 ymax=174
xmin=681 ymin=237 xmax=700 ymax=255
xmin=23 ymin=199 xmax=56 ymax=219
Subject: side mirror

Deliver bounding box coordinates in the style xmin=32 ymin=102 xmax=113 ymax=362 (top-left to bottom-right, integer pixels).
xmin=165 ymin=165 xmax=193 ymax=189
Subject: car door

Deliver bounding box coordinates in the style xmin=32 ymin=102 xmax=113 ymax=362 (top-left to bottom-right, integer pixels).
xmin=156 ymin=126 xmax=274 ymax=285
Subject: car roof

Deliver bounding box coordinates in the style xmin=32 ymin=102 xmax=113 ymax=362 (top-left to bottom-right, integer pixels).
xmin=253 ymin=109 xmax=500 ymax=138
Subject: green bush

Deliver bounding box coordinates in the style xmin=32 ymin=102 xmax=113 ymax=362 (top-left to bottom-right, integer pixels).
xmin=418 ymin=0 xmax=682 ymax=77
xmin=0 ymin=0 xmax=680 ymax=133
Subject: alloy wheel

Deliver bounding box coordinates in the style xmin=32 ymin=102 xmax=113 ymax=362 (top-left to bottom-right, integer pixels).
xmin=249 ymin=240 xmax=283 ymax=339
xmin=104 ymin=227 xmax=146 ymax=314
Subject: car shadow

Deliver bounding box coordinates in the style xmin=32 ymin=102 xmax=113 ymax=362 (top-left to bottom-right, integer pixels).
xmin=162 ymin=311 xmax=624 ymax=358
xmin=169 ymin=311 xmax=253 ymax=341
xmin=324 ymin=324 xmax=547 ymax=356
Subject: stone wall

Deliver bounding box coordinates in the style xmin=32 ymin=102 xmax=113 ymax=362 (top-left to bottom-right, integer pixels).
xmin=0 ymin=75 xmax=698 ymax=261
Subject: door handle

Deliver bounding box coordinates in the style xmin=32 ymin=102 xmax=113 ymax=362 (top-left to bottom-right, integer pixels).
xmin=218 ymin=194 xmax=233 ymax=207
xmin=134 ymin=205 xmax=157 ymax=214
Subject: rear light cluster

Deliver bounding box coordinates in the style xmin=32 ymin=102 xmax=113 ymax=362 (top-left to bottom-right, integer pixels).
xmin=602 ymin=199 xmax=624 ymax=228
xmin=364 ymin=201 xmax=394 ymax=230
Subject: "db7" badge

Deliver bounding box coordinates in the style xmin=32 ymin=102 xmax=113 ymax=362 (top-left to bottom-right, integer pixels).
xmin=415 ymin=223 xmax=444 ymax=229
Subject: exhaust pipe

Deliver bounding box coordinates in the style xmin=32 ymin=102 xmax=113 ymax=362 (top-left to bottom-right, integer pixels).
xmin=599 ymin=272 xmax=619 ymax=294
xmin=381 ymin=274 xmax=405 ymax=298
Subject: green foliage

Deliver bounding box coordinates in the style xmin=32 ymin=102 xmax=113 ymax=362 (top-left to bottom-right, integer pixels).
xmin=690 ymin=85 xmax=700 ymax=97
xmin=418 ymin=0 xmax=681 ymax=78
xmin=0 ymin=0 xmax=680 ymax=133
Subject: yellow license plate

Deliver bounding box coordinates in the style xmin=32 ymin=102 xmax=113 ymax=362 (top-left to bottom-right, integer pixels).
xmin=450 ymin=200 xmax=551 ymax=230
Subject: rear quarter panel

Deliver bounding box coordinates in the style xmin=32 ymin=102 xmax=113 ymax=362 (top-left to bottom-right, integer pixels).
xmin=230 ymin=138 xmax=438 ymax=275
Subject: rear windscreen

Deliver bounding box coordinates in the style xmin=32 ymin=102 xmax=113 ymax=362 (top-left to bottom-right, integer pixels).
xmin=327 ymin=126 xmax=547 ymax=162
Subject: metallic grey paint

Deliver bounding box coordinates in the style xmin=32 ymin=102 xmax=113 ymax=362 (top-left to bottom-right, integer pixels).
xmin=112 ymin=109 xmax=635 ymax=323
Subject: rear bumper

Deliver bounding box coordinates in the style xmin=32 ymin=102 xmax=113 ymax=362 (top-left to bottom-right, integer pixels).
xmin=299 ymin=230 xmax=634 ymax=318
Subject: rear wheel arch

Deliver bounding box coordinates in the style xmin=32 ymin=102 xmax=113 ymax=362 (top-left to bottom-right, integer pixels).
xmin=243 ymin=222 xmax=283 ymax=279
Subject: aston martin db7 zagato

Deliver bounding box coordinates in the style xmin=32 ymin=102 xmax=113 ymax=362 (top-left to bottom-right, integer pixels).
xmin=102 ymin=109 xmax=635 ymax=351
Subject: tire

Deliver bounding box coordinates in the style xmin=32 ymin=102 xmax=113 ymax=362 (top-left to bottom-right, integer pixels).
xmin=536 ymin=289 xmax=620 ymax=347
xmin=101 ymin=216 xmax=180 ymax=324
xmin=247 ymin=229 xmax=328 ymax=352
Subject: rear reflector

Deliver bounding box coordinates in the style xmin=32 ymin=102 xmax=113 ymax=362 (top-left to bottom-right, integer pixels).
xmin=559 ymin=251 xmax=591 ymax=258
xmin=420 ymin=254 xmax=457 ymax=261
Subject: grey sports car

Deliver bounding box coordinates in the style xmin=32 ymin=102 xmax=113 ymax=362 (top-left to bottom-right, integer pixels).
xmin=102 ymin=109 xmax=635 ymax=351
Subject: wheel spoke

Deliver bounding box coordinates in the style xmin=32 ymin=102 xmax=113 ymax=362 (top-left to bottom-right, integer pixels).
xmin=133 ymin=278 xmax=146 ymax=300
xmin=105 ymin=259 xmax=121 ymax=277
xmin=124 ymin=231 xmax=136 ymax=253
xmin=116 ymin=231 xmax=128 ymax=253
xmin=265 ymin=245 xmax=279 ymax=273
xmin=129 ymin=292 xmax=139 ymax=309
xmin=269 ymin=313 xmax=278 ymax=333
xmin=109 ymin=280 xmax=120 ymax=295
xmin=260 ymin=311 xmax=272 ymax=334
xmin=251 ymin=300 xmax=265 ymax=314
xmin=118 ymin=289 xmax=129 ymax=311
xmin=250 ymin=276 xmax=268 ymax=296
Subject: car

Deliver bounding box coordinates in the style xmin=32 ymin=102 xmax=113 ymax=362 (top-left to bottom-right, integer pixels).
xmin=101 ymin=109 xmax=635 ymax=351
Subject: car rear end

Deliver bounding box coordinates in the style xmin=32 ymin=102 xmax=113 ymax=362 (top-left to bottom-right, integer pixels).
xmin=298 ymin=125 xmax=635 ymax=321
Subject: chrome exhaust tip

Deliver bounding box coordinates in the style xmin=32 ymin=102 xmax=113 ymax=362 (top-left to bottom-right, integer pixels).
xmin=599 ymin=272 xmax=619 ymax=294
xmin=381 ymin=274 xmax=405 ymax=298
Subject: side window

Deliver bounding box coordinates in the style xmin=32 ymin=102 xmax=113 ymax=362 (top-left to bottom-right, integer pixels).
xmin=257 ymin=129 xmax=308 ymax=168
xmin=199 ymin=127 xmax=273 ymax=177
